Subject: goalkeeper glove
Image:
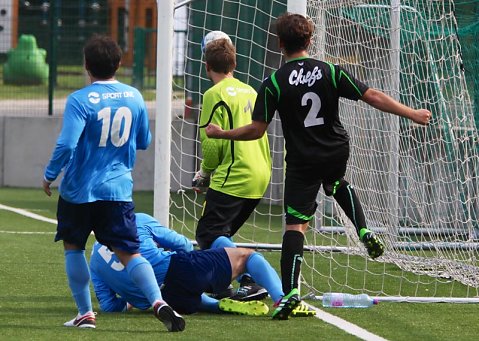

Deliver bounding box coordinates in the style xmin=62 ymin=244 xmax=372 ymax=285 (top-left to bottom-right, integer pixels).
xmin=192 ymin=169 xmax=211 ymax=193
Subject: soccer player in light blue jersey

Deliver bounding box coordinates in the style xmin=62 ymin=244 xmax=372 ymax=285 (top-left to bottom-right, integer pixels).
xmin=42 ymin=35 xmax=184 ymax=332
xmin=90 ymin=213 xmax=194 ymax=312
xmin=90 ymin=213 xmax=288 ymax=318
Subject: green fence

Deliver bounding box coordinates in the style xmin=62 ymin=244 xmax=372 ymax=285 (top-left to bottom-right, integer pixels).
xmin=0 ymin=0 xmax=184 ymax=116
xmin=0 ymin=1 xmax=477 ymax=120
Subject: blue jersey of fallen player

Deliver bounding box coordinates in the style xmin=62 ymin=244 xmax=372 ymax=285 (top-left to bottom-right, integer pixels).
xmin=90 ymin=213 xmax=194 ymax=312
xmin=44 ymin=80 xmax=151 ymax=203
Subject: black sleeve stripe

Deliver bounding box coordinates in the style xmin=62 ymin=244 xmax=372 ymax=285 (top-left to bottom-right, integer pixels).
xmin=198 ymin=100 xmax=235 ymax=188
xmin=199 ymin=100 xmax=230 ymax=128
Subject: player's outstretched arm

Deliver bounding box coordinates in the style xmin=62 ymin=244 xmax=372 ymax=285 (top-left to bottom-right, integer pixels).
xmin=141 ymin=214 xmax=194 ymax=252
xmin=205 ymin=120 xmax=268 ymax=140
xmin=361 ymin=88 xmax=432 ymax=125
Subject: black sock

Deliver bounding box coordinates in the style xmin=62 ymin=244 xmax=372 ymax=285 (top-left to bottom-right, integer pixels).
xmin=333 ymin=181 xmax=367 ymax=235
xmin=280 ymin=230 xmax=304 ymax=294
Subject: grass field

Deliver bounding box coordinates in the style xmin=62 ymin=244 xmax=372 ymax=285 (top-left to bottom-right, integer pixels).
xmin=1 ymin=187 xmax=478 ymax=341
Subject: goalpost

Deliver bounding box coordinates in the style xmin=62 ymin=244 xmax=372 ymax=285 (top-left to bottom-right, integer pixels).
xmin=156 ymin=0 xmax=479 ymax=302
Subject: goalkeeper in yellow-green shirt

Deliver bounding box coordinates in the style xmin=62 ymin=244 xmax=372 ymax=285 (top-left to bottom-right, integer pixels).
xmin=192 ymin=36 xmax=271 ymax=302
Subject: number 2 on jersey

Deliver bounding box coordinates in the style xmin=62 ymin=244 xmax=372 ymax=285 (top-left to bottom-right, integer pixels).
xmin=302 ymin=92 xmax=324 ymax=127
xmin=98 ymin=107 xmax=133 ymax=147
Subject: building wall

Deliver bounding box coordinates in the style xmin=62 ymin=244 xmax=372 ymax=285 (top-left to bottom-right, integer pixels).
xmin=0 ymin=116 xmax=196 ymax=191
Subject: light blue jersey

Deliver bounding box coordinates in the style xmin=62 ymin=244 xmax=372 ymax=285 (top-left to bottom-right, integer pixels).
xmin=90 ymin=213 xmax=194 ymax=312
xmin=44 ymin=80 xmax=151 ymax=203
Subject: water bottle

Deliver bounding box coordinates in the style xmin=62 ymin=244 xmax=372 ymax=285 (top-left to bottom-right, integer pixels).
xmin=322 ymin=293 xmax=378 ymax=308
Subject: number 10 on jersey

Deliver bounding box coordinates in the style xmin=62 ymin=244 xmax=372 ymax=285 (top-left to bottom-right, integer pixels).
xmin=97 ymin=106 xmax=133 ymax=147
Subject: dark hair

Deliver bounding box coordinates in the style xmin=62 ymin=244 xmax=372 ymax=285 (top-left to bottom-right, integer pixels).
xmin=84 ymin=35 xmax=122 ymax=79
xmin=275 ymin=12 xmax=314 ymax=54
xmin=204 ymin=38 xmax=236 ymax=74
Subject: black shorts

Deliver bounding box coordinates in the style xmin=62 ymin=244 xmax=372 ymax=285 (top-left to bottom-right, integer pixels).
xmin=161 ymin=249 xmax=232 ymax=314
xmin=55 ymin=196 xmax=139 ymax=252
xmin=284 ymin=150 xmax=349 ymax=225
xmin=195 ymin=189 xmax=260 ymax=249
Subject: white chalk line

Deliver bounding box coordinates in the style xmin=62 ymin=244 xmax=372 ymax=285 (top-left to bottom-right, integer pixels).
xmin=304 ymin=302 xmax=389 ymax=341
xmin=0 ymin=202 xmax=387 ymax=340
xmin=0 ymin=203 xmax=56 ymax=234
xmin=0 ymin=203 xmax=57 ymax=224
xmin=0 ymin=230 xmax=55 ymax=234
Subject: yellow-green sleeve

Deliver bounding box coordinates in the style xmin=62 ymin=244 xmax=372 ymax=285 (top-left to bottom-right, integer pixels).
xmin=199 ymin=90 xmax=223 ymax=173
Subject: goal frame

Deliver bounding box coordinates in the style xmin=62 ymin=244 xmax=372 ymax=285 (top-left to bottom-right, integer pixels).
xmin=156 ymin=0 xmax=479 ymax=303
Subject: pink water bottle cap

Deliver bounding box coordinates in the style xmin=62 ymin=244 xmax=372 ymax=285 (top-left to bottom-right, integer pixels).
xmin=373 ymin=299 xmax=379 ymax=305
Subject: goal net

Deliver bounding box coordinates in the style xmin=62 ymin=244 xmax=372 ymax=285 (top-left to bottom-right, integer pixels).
xmin=166 ymin=0 xmax=479 ymax=301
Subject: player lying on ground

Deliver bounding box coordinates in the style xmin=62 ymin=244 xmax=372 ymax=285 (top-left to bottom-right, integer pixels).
xmin=90 ymin=213 xmax=301 ymax=319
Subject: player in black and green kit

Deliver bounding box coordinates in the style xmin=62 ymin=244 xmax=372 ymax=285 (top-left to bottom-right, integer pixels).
xmin=205 ymin=12 xmax=432 ymax=318
xmin=193 ymin=38 xmax=272 ymax=302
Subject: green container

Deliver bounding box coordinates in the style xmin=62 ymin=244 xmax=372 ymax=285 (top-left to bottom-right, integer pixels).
xmin=3 ymin=35 xmax=49 ymax=85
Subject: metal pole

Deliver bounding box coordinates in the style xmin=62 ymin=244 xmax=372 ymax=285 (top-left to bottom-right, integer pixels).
xmin=310 ymin=295 xmax=479 ymax=304
xmin=389 ymin=0 xmax=401 ymax=235
xmin=47 ymin=0 xmax=60 ymax=116
xmin=153 ymin=0 xmax=174 ymax=225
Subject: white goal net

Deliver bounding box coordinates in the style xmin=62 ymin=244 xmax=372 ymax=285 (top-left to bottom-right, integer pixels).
xmin=164 ymin=0 xmax=479 ymax=301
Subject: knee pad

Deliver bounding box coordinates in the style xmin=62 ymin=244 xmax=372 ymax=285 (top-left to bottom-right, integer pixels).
xmin=323 ymin=179 xmax=348 ymax=196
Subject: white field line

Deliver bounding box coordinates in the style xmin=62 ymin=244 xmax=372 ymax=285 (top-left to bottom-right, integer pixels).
xmin=1 ymin=202 xmax=387 ymax=340
xmin=304 ymin=303 xmax=389 ymax=340
xmin=0 ymin=230 xmax=55 ymax=234
xmin=0 ymin=203 xmax=58 ymax=224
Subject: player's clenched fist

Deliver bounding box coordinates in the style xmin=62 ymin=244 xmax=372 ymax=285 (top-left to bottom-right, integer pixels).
xmin=413 ymin=109 xmax=433 ymax=125
xmin=205 ymin=123 xmax=223 ymax=138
